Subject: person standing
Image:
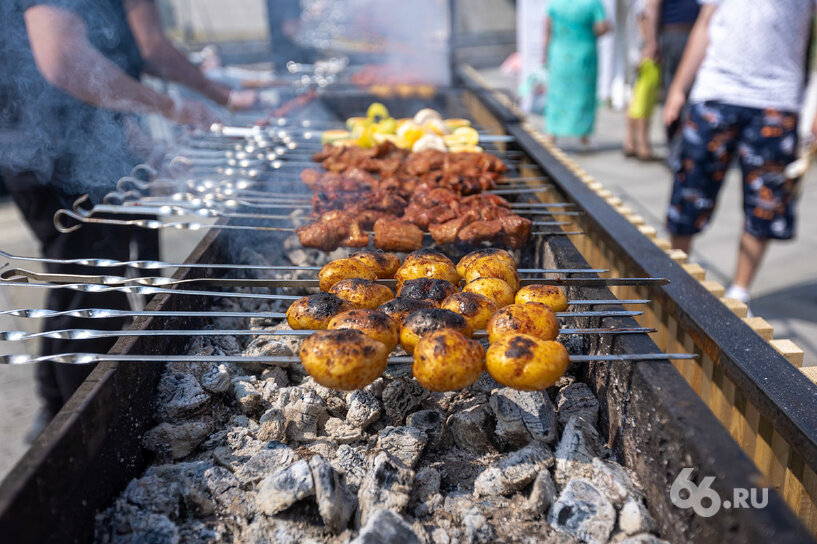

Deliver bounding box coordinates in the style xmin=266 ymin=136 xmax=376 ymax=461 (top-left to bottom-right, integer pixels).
xmin=0 ymin=0 xmax=255 ymax=440
xmin=664 ymin=0 xmax=817 ymax=312
xmin=543 ymin=0 xmax=612 ymax=147
xmin=623 ymin=0 xmax=661 ymax=160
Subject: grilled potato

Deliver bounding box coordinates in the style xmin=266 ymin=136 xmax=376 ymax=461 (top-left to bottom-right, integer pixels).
xmin=287 ymin=292 xmax=355 ymax=330
xmin=413 ymin=329 xmax=485 ymax=391
xmin=319 ymin=258 xmax=377 ymax=291
xmin=394 ymin=257 xmax=461 ymax=286
xmin=327 ymin=309 xmax=399 ymax=352
xmin=397 ymin=278 xmax=459 ymax=304
xmin=399 ymin=308 xmax=472 ymax=354
xmin=515 ymin=285 xmax=569 ymax=312
xmin=440 ymin=292 xmax=498 ymax=331
xmin=456 ymin=248 xmax=516 ymax=278
xmin=377 ymin=297 xmax=439 ymax=327
xmin=404 ymin=249 xmax=456 ymax=269
xmin=462 ymin=258 xmax=520 ymax=292
xmin=328 ymin=278 xmax=395 ymax=310
xmin=299 ymin=329 xmax=388 ymax=390
xmin=485 ymin=333 xmax=569 ymax=390
xmin=487 ymin=303 xmax=560 ymax=343
xmin=350 ymin=250 xmax=401 ymax=279
xmin=462 ymin=277 xmax=516 ymax=308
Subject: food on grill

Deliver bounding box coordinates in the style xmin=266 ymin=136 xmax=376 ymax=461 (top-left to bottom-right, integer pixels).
xmin=318 ymin=258 xmax=377 ymax=291
xmin=373 ymin=217 xmax=424 ymax=252
xmin=328 ymin=278 xmax=395 ymax=310
xmin=296 ymin=210 xmax=370 ymax=251
xmin=456 ymin=248 xmax=516 ymax=278
xmin=485 ymin=333 xmax=570 ymax=390
xmin=462 ymin=277 xmax=516 ymax=308
xmin=440 ymin=292 xmax=498 ymax=331
xmin=350 ymin=249 xmax=401 ymax=279
xmin=299 ymin=329 xmax=388 ymax=390
xmin=486 ymin=303 xmax=560 ymax=344
xmin=403 ymin=248 xmax=457 ymax=268
xmin=399 ymin=308 xmax=473 ymax=355
xmin=376 ymin=297 xmax=439 ymax=327
xmin=286 ymin=292 xmax=355 ymax=330
xmin=397 ymin=278 xmax=459 ymax=305
xmin=515 ymin=285 xmax=569 ymax=313
xmin=412 ymin=329 xmax=485 ymax=392
xmin=461 ymin=256 xmax=521 ymax=292
xmin=394 ymin=256 xmax=460 ymax=286
xmin=327 ymin=309 xmax=399 ymax=352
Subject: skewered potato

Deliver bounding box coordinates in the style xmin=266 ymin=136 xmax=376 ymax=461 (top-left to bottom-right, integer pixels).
xmin=397 ymin=278 xmax=459 ymax=305
xmin=328 ymin=278 xmax=395 ymax=310
xmin=462 ymin=278 xmax=516 ymax=308
xmin=328 ymin=309 xmax=399 ymax=352
xmin=377 ymin=297 xmax=439 ymax=327
xmin=394 ymin=256 xmax=461 ymax=286
xmin=485 ymin=333 xmax=569 ymax=390
xmin=515 ymin=285 xmax=569 ymax=313
xmin=287 ymin=292 xmax=355 ymax=330
xmin=319 ymin=258 xmax=377 ymax=291
xmin=299 ymin=329 xmax=388 ymax=390
xmin=456 ymin=248 xmax=516 ymax=278
xmin=350 ymin=250 xmax=401 ymax=279
xmin=413 ymin=329 xmax=485 ymax=391
xmin=462 ymin=258 xmax=521 ymax=292
xmin=404 ymin=249 xmax=457 ymax=269
xmin=400 ymin=308 xmax=472 ymax=354
xmin=487 ymin=303 xmax=560 ymax=343
xmin=440 ymin=292 xmax=498 ymax=331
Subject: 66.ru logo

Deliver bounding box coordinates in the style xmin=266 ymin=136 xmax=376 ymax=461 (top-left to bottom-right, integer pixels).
xmin=670 ymin=468 xmax=768 ymax=517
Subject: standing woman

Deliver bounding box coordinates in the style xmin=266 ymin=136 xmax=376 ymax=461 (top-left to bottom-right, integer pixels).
xmin=543 ymin=0 xmax=612 ymax=146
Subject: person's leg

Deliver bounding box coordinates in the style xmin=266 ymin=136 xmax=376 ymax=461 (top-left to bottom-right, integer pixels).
xmin=624 ymin=116 xmax=637 ymax=155
xmin=666 ymin=102 xmax=740 ymax=251
xmin=635 ymin=117 xmax=653 ymax=159
xmin=733 ymin=232 xmax=769 ymax=289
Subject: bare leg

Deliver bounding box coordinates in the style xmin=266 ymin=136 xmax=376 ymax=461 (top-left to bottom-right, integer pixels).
xmin=671 ymin=234 xmax=693 ymax=254
xmin=733 ymin=232 xmax=769 ymax=289
xmin=635 ymin=118 xmax=652 ymax=158
xmin=624 ymin=117 xmax=636 ymax=154
xmin=580 ymin=135 xmax=590 ymax=147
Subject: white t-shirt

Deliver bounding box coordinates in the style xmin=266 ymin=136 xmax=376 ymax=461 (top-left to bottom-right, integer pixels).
xmin=690 ymin=0 xmax=816 ymax=112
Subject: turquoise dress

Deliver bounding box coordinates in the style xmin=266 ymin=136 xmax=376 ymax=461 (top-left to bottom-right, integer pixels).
xmin=545 ymin=0 xmax=606 ymax=137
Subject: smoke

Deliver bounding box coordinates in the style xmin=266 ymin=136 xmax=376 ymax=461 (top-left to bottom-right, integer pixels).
xmin=0 ymin=2 xmax=149 ymax=207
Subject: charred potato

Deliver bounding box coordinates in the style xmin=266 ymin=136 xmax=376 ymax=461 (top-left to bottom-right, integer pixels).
xmin=404 ymin=249 xmax=456 ymax=269
xmin=394 ymin=257 xmax=461 ymax=286
xmin=487 ymin=302 xmax=560 ymax=343
xmin=327 ymin=309 xmax=399 ymax=352
xmin=299 ymin=329 xmax=388 ymax=390
xmin=399 ymin=308 xmax=472 ymax=354
xmin=328 ymin=278 xmax=395 ymax=310
xmin=462 ymin=277 xmax=516 ymax=308
xmin=515 ymin=285 xmax=569 ymax=312
xmin=413 ymin=329 xmax=485 ymax=391
xmin=462 ymin=258 xmax=520 ymax=292
xmin=350 ymin=250 xmax=401 ymax=279
xmin=377 ymin=297 xmax=439 ymax=327
xmin=319 ymin=258 xmax=377 ymax=291
xmin=456 ymin=248 xmax=516 ymax=278
xmin=397 ymin=278 xmax=459 ymax=304
xmin=440 ymin=292 xmax=498 ymax=331
xmin=287 ymin=292 xmax=355 ymax=330
xmin=485 ymin=333 xmax=569 ymax=390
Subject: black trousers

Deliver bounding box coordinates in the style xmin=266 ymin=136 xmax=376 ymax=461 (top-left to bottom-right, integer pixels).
xmin=3 ymin=170 xmax=159 ymax=414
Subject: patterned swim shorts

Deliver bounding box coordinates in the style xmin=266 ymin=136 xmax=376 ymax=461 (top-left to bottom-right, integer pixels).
xmin=666 ymin=101 xmax=801 ymax=240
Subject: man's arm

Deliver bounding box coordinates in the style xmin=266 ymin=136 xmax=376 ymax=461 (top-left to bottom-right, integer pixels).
xmin=24 ymin=4 xmax=216 ymax=125
xmin=125 ymin=0 xmax=256 ymax=111
xmin=543 ymin=16 xmax=552 ymax=65
xmin=663 ymin=3 xmax=718 ymax=126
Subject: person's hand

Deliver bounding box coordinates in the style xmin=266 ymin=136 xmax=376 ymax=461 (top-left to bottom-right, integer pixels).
xmin=164 ymin=98 xmax=220 ymax=128
xmin=227 ymin=89 xmax=258 ymax=112
xmin=642 ymin=41 xmax=658 ymax=61
xmin=810 ymin=113 xmax=817 ymax=141
xmin=664 ymin=86 xmax=687 ymax=127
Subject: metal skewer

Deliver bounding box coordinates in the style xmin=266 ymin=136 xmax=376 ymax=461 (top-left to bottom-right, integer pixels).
xmin=1 ymin=268 xmax=667 ymax=288
xmin=0 ymin=308 xmax=644 ymax=321
xmin=0 ymin=249 xmax=606 ymax=275
xmin=0 ymin=352 xmax=699 ymax=366
xmin=0 ymin=326 xmax=657 ymax=342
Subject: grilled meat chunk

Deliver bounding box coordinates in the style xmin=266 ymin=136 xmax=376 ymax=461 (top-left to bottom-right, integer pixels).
xmin=373 ymin=217 xmax=424 ymax=252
